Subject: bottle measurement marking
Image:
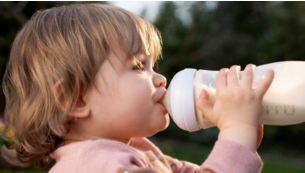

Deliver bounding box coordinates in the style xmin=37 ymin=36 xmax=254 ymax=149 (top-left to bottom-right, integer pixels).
xmin=264 ymin=104 xmax=296 ymax=116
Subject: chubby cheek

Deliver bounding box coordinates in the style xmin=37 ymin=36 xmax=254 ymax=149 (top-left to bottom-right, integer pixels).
xmin=118 ymin=74 xmax=153 ymax=107
xmin=115 ymin=79 xmax=155 ymax=124
xmin=119 ymin=82 xmax=153 ymax=115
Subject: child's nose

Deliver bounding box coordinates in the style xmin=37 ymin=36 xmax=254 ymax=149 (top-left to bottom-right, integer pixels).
xmin=153 ymin=73 xmax=167 ymax=88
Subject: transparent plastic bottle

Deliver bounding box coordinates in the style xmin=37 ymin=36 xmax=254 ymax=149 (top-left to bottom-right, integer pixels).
xmin=163 ymin=61 xmax=305 ymax=132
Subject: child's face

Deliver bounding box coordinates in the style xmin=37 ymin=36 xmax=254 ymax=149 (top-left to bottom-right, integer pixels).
xmin=83 ymin=51 xmax=169 ymax=142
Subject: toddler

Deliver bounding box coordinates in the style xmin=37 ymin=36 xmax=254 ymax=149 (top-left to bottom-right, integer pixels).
xmin=2 ymin=4 xmax=274 ymax=173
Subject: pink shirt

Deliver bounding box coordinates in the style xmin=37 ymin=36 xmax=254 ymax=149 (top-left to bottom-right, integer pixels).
xmin=49 ymin=138 xmax=262 ymax=173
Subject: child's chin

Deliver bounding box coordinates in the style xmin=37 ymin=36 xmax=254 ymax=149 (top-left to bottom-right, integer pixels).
xmin=149 ymin=122 xmax=170 ymax=137
xmin=159 ymin=116 xmax=170 ymax=131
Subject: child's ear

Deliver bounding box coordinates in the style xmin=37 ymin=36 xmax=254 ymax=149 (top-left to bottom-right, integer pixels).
xmin=68 ymin=95 xmax=90 ymax=119
xmin=53 ymin=80 xmax=90 ymax=119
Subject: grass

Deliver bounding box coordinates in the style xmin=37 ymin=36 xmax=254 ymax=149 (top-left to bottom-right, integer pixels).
xmin=1 ymin=138 xmax=305 ymax=173
xmin=263 ymin=161 xmax=305 ymax=173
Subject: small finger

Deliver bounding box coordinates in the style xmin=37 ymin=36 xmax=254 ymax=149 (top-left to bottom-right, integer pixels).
xmin=241 ymin=64 xmax=256 ymax=89
xmin=227 ymin=65 xmax=241 ymax=88
xmin=197 ymin=90 xmax=216 ymax=123
xmin=216 ymin=68 xmax=228 ymax=92
xmin=256 ymin=69 xmax=274 ymax=98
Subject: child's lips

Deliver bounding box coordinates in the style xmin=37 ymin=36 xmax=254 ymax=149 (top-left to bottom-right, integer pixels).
xmin=153 ymin=88 xmax=168 ymax=114
xmin=158 ymin=102 xmax=168 ymax=114
xmin=153 ymin=88 xmax=167 ymax=103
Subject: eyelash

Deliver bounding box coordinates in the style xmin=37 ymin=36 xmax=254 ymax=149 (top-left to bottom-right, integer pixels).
xmin=132 ymin=61 xmax=145 ymax=71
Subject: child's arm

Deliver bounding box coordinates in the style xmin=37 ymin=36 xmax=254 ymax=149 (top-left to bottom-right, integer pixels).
xmin=197 ymin=64 xmax=274 ymax=172
xmin=198 ymin=64 xmax=274 ymax=152
xmin=163 ymin=138 xmax=263 ymax=173
xmin=161 ymin=65 xmax=273 ymax=173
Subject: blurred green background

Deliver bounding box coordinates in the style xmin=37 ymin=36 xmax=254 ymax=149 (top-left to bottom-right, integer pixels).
xmin=0 ymin=1 xmax=305 ymax=172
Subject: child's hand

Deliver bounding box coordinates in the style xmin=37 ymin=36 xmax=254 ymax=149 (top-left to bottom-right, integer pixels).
xmin=197 ymin=64 xmax=274 ymax=152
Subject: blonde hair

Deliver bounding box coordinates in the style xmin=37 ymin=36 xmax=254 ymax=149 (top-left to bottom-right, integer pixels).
xmin=2 ymin=3 xmax=162 ymax=167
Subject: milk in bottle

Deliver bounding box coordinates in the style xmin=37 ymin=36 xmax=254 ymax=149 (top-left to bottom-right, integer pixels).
xmin=163 ymin=61 xmax=305 ymax=132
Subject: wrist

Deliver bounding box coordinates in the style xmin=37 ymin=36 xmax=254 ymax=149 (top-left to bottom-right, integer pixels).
xmin=218 ymin=124 xmax=258 ymax=152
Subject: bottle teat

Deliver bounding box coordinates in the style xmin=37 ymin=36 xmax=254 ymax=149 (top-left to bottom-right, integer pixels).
xmin=163 ymin=68 xmax=201 ymax=132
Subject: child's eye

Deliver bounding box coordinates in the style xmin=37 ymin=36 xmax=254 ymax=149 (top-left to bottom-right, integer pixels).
xmin=132 ymin=61 xmax=145 ymax=71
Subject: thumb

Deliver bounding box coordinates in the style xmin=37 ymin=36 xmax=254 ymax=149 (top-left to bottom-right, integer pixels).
xmin=196 ymin=90 xmax=215 ymax=123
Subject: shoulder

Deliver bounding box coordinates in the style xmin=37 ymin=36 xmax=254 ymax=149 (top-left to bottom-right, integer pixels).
xmin=85 ymin=139 xmax=151 ymax=167
xmin=49 ymin=139 xmax=150 ymax=173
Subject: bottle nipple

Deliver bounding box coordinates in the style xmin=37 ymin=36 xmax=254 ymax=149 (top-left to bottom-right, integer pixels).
xmin=163 ymin=69 xmax=201 ymax=132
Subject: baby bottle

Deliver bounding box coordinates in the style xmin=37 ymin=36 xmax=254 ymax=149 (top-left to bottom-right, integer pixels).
xmin=163 ymin=61 xmax=305 ymax=132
